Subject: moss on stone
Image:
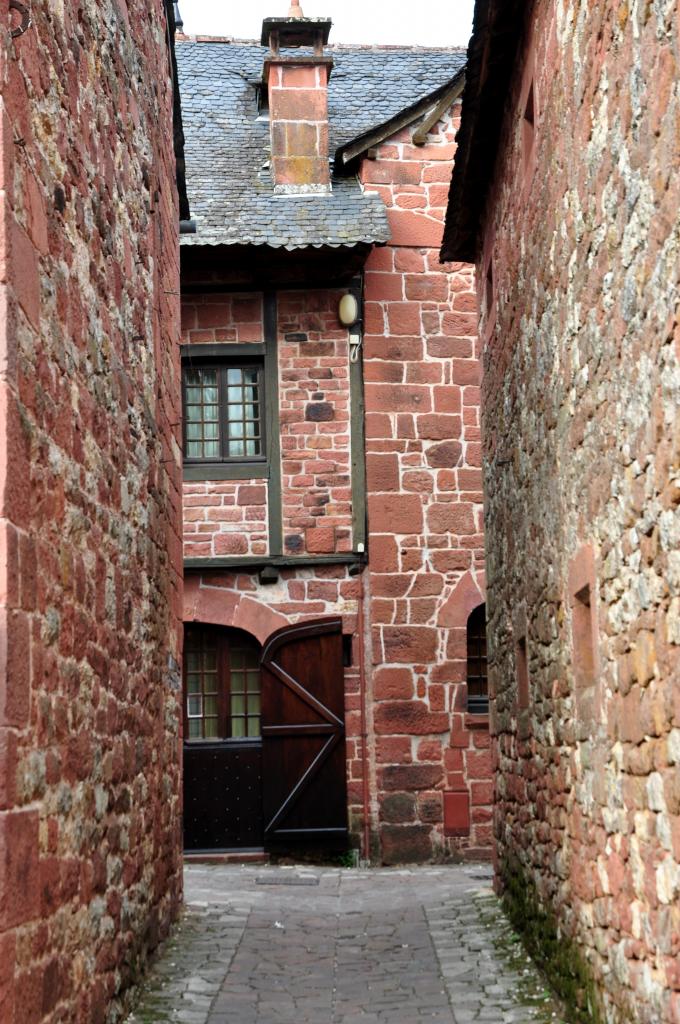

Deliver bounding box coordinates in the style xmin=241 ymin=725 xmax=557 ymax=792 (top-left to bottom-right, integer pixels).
xmin=500 ymin=857 xmax=604 ymax=1024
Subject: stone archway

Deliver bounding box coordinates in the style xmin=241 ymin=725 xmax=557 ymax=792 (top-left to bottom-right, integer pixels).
xmin=183 ymin=574 xmax=290 ymax=644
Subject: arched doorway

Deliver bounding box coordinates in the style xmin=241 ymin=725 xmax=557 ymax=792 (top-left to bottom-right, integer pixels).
xmin=182 ymin=618 xmax=348 ymax=852
xmin=183 ymin=625 xmax=264 ymax=851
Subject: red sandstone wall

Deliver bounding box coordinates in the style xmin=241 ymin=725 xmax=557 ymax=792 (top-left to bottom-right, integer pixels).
xmin=279 ymin=291 xmax=353 ymax=556
xmin=360 ymin=106 xmax=490 ymax=862
xmin=180 ymin=106 xmax=490 ymax=864
xmin=0 ymin=3 xmax=182 ymax=1022
xmin=478 ymin=2 xmax=680 ymax=1021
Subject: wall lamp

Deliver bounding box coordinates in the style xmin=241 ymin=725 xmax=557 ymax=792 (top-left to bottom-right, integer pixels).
xmin=338 ymin=293 xmax=360 ymax=328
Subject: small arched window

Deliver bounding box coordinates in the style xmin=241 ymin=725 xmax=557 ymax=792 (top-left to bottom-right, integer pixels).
xmin=183 ymin=626 xmax=262 ymax=742
xmin=466 ymin=604 xmax=488 ymax=714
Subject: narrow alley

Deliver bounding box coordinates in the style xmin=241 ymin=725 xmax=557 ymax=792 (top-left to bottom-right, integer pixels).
xmin=127 ymin=865 xmax=565 ymax=1024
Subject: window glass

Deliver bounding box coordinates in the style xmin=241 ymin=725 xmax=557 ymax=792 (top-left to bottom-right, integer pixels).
xmin=184 ymin=629 xmax=221 ymax=739
xmin=182 ymin=363 xmax=264 ymax=463
xmin=183 ymin=628 xmax=262 ymax=742
xmin=229 ymin=641 xmax=261 ymax=739
xmin=467 ymin=604 xmax=488 ymax=713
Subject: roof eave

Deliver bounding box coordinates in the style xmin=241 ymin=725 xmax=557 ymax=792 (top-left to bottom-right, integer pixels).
xmin=440 ymin=0 xmax=529 ymax=263
xmin=334 ymin=69 xmax=466 ymax=173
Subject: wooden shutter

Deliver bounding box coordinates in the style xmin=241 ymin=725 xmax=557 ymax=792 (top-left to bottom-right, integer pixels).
xmin=261 ymin=618 xmax=348 ymax=845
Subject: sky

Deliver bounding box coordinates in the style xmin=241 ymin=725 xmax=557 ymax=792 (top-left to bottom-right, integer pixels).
xmin=179 ymin=0 xmax=476 ymax=48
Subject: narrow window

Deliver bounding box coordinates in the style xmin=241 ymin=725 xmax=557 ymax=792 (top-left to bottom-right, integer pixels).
xmin=183 ymin=362 xmax=265 ymax=464
xmin=572 ymin=583 xmax=595 ymax=689
xmin=184 ymin=628 xmax=221 ymax=740
xmin=183 ymin=627 xmax=262 ymax=741
xmin=568 ymin=545 xmax=599 ymax=694
xmin=522 ymin=81 xmax=535 ymax=174
xmin=229 ymin=639 xmax=262 ymax=739
xmin=484 ymin=258 xmax=494 ymax=318
xmin=466 ymin=604 xmax=488 ymax=714
xmin=516 ymin=636 xmax=529 ymax=709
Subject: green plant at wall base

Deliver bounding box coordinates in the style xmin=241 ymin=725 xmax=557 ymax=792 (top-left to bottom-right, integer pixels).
xmin=501 ymin=858 xmax=604 ymax=1024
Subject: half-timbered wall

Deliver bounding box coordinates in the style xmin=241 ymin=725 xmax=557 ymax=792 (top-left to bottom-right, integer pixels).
xmin=180 ymin=101 xmax=490 ymax=863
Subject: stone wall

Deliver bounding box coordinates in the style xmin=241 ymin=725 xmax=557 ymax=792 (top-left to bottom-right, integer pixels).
xmin=279 ymin=290 xmax=353 ymax=556
xmin=478 ymin=1 xmax=680 ymax=1020
xmin=361 ymin=106 xmax=490 ymax=862
xmin=0 ymin=2 xmax=182 ymax=1021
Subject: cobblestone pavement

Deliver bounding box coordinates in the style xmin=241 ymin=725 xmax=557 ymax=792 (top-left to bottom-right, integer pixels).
xmin=126 ymin=863 xmax=567 ymax=1024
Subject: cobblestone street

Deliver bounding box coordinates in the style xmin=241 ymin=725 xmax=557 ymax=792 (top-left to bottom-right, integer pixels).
xmin=126 ymin=864 xmax=566 ymax=1024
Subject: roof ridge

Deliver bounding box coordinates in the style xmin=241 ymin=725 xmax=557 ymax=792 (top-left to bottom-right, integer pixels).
xmin=176 ymin=34 xmax=467 ymax=53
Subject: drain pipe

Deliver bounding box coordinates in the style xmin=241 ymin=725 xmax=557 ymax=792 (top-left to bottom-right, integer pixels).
xmin=357 ymin=566 xmax=371 ymax=862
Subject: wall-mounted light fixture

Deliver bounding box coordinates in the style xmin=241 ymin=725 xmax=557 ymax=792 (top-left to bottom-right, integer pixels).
xmin=338 ymin=293 xmax=360 ymax=328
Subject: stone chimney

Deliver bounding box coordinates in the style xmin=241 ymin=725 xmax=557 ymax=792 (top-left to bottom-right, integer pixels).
xmin=261 ymin=7 xmax=333 ymax=194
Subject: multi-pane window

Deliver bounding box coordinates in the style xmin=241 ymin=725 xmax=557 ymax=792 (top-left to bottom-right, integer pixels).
xmin=466 ymin=603 xmax=488 ymax=714
xmin=229 ymin=643 xmax=262 ymax=738
xmin=184 ymin=630 xmax=220 ymax=740
xmin=183 ymin=364 xmax=264 ymax=462
xmin=183 ymin=627 xmax=262 ymax=741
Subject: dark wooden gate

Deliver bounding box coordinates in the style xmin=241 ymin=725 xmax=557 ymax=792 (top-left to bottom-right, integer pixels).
xmin=261 ymin=618 xmax=348 ymax=847
xmin=183 ymin=740 xmax=263 ymax=851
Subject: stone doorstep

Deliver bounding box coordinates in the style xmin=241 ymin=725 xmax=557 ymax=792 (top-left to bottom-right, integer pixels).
xmin=183 ymin=851 xmax=270 ymax=865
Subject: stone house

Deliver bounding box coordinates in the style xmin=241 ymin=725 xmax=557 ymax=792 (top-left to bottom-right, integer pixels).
xmin=0 ymin=1 xmax=186 ymax=1021
xmin=176 ymin=6 xmax=491 ymax=865
xmin=442 ymin=1 xmax=680 ymax=1022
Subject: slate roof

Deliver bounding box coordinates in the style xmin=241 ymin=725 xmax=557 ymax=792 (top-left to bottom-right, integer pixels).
xmin=177 ymin=39 xmax=466 ymax=250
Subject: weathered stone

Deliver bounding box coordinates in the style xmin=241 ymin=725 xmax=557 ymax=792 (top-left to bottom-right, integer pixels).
xmin=457 ymin=0 xmax=680 ymax=1020
xmin=0 ymin=1 xmax=183 ymax=1019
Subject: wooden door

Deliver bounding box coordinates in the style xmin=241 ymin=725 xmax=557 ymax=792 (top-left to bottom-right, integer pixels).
xmin=261 ymin=618 xmax=348 ymax=846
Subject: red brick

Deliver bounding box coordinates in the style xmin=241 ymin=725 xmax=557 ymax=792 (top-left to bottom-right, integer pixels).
xmin=386 ymin=302 xmax=422 ymax=335
xmin=426 ymin=441 xmax=463 ymax=468
xmin=237 ymin=485 xmax=266 ymax=505
xmin=417 ymin=414 xmax=462 ymax=441
xmin=404 ymin=274 xmax=449 ymax=302
xmin=381 ymin=627 xmax=438 ymax=664
xmin=451 ymin=358 xmax=482 ymax=386
xmin=366 ymin=454 xmax=400 ymax=492
xmin=427 ymin=503 xmax=475 ymax=535
xmin=365 ymin=383 xmax=432 ymax=413
xmin=374 ymin=700 xmax=448 ymax=733
xmin=363 ymin=160 xmax=422 ymax=186
xmin=444 ymin=790 xmax=470 ymax=837
xmin=374 ymin=667 xmax=414 ymax=700
xmin=0 ymin=609 xmax=30 ymax=728
xmin=365 ymin=271 xmax=404 ymax=301
xmin=369 ymin=535 xmax=399 ymax=572
xmin=368 ymin=495 xmax=423 ymax=534
xmin=214 ymin=533 xmax=249 ymax=555
xmin=380 ymin=824 xmax=433 ymax=865
xmin=427 ymin=336 xmax=474 ymax=358
xmin=380 ymin=763 xmax=443 ymax=790
xmin=376 ymin=736 xmax=413 ymax=764
xmin=305 ymin=526 xmax=336 ymax=553
xmin=10 ymin=223 xmax=40 ymax=328
xmin=387 ymin=209 xmax=444 ymax=247
xmin=0 ymin=809 xmax=39 ymax=928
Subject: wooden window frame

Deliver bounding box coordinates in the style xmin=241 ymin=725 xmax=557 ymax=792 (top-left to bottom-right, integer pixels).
xmin=183 ymin=626 xmax=262 ymax=744
xmin=182 ymin=363 xmax=266 ymax=464
xmin=181 ymin=342 xmax=269 ymax=481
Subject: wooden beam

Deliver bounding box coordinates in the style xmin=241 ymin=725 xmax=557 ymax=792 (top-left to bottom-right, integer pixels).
xmin=412 ymin=74 xmax=466 ymax=146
